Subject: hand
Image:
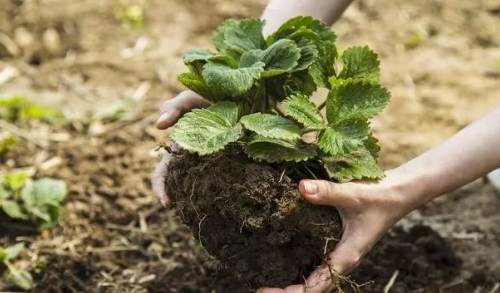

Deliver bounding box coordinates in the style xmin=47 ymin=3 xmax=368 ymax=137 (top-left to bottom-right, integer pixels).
xmin=152 ymin=91 xmax=209 ymax=207
xmin=258 ymin=170 xmax=421 ymax=293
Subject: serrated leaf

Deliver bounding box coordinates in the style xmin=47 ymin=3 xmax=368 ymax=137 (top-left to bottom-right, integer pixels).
xmin=178 ymin=72 xmax=220 ymax=103
xmin=292 ymin=38 xmax=319 ymax=72
xmin=240 ymin=113 xmax=301 ymax=141
xmin=268 ymin=70 xmax=317 ymax=102
xmin=203 ymin=61 xmax=264 ymax=97
xmin=213 ymin=18 xmax=265 ymax=56
xmin=171 ymin=102 xmax=243 ymax=155
xmin=1 ymin=200 xmax=28 ymax=220
xmin=283 ymin=93 xmax=324 ymax=129
xmin=267 ymin=16 xmax=336 ymax=45
xmin=322 ymin=147 xmax=384 ymax=181
xmin=183 ymin=48 xmax=215 ymax=64
xmin=2 ymin=243 xmax=25 ymax=261
xmin=326 ymin=79 xmax=390 ymax=122
xmin=239 ymin=39 xmax=301 ymax=77
xmin=246 ymin=137 xmax=317 ymax=162
xmin=6 ymin=268 xmax=34 ymax=290
xmin=365 ymin=133 xmax=381 ymax=159
xmin=3 ymin=171 xmax=28 ymax=192
xmin=337 ymin=46 xmax=380 ymax=83
xmin=318 ymin=117 xmax=369 ymax=155
xmin=309 ymin=41 xmax=337 ymax=88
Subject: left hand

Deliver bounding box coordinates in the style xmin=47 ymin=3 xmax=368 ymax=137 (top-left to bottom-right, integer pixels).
xmin=257 ymin=170 xmax=420 ymax=293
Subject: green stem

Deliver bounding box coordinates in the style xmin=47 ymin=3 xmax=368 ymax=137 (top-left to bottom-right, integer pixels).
xmin=301 ymin=128 xmax=320 ymax=134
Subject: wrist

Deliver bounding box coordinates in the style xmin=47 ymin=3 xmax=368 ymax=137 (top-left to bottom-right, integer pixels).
xmin=381 ymin=166 xmax=436 ymax=213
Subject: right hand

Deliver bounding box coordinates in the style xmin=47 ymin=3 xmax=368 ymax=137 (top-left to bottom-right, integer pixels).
xmin=152 ymin=90 xmax=209 ymax=207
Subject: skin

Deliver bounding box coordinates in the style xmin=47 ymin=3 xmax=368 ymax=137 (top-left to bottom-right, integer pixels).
xmin=152 ymin=1 xmax=500 ymax=292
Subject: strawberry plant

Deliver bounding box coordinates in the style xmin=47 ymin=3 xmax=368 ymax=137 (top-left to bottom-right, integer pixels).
xmin=171 ymin=16 xmax=389 ymax=181
xmin=163 ymin=16 xmax=391 ymax=288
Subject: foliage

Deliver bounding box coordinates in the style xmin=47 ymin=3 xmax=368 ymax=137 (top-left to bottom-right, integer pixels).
xmin=0 ymin=171 xmax=67 ymax=229
xmin=0 ymin=243 xmax=34 ymax=290
xmin=0 ymin=96 xmax=63 ymax=123
xmin=0 ymin=134 xmax=18 ymax=155
xmin=171 ymin=16 xmax=391 ymax=181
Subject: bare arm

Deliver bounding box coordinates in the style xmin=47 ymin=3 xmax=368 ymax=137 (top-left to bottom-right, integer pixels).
xmin=396 ymin=105 xmax=500 ymax=207
xmin=261 ymin=0 xmax=353 ymax=35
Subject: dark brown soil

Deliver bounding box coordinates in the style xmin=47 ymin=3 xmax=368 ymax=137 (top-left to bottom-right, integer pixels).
xmin=165 ymin=146 xmax=343 ymax=288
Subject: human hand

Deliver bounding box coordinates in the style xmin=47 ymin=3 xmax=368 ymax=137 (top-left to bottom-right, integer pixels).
xmin=258 ymin=170 xmax=422 ymax=293
xmin=152 ymin=90 xmax=210 ymax=207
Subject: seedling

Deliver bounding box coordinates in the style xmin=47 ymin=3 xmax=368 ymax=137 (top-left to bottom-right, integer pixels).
xmin=0 ymin=171 xmax=68 ymax=229
xmin=0 ymin=96 xmax=63 ymax=123
xmin=0 ymin=243 xmax=34 ymax=290
xmin=170 ymin=17 xmax=390 ymax=181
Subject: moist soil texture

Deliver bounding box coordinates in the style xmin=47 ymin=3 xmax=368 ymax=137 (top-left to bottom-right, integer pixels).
xmin=165 ymin=146 xmax=343 ymax=288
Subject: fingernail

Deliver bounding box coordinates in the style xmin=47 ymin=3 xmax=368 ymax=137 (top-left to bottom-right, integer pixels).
xmin=156 ymin=112 xmax=171 ymax=126
xmin=303 ymin=181 xmax=317 ymax=195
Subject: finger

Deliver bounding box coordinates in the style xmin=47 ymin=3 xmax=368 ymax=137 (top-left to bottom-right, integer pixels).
xmin=256 ymin=288 xmax=285 ymax=293
xmin=326 ymin=222 xmax=372 ymax=275
xmin=301 ymin=265 xmax=335 ymax=293
xmin=299 ymin=180 xmax=359 ymax=210
xmin=156 ymin=91 xmax=210 ymax=129
xmin=257 ymin=285 xmax=304 ymax=293
xmin=152 ymin=152 xmax=172 ymax=208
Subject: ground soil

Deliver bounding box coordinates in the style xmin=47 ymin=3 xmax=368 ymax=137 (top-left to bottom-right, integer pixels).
xmin=165 ymin=146 xmax=342 ymax=288
xmin=0 ymin=0 xmax=500 ymax=292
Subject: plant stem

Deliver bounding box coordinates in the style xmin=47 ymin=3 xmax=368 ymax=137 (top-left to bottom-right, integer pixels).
xmin=301 ymin=128 xmax=319 ymax=134
xmin=318 ymin=100 xmax=327 ymax=111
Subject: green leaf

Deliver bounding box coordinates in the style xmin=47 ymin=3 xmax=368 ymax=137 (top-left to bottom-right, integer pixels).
xmin=21 ymin=179 xmax=67 ymax=207
xmin=170 ymin=102 xmax=243 ymax=155
xmin=3 ymin=171 xmax=28 ymax=192
xmin=267 ymin=16 xmax=336 ymax=45
xmin=6 ymin=268 xmax=34 ymax=290
xmin=322 ymin=147 xmax=384 ymax=181
xmin=183 ymin=48 xmax=215 ymax=64
xmin=318 ymin=117 xmax=370 ymax=155
xmin=365 ymin=133 xmax=381 ymax=159
xmin=178 ymin=72 xmax=220 ymax=103
xmin=337 ymin=46 xmax=380 ymax=83
xmin=213 ymin=18 xmax=265 ymax=55
xmin=203 ymin=61 xmax=264 ymax=97
xmin=292 ymin=38 xmax=319 ymax=71
xmin=1 ymin=200 xmax=28 ymax=220
xmin=0 ymin=135 xmax=18 ymax=155
xmin=239 ymin=39 xmax=301 ymax=77
xmin=282 ymin=93 xmax=324 ymax=129
xmin=246 ymin=136 xmax=317 ymax=162
xmin=268 ymin=70 xmax=317 ymax=101
xmin=240 ymin=113 xmax=301 ymax=141
xmin=0 ymin=185 xmax=10 ymax=200
xmin=309 ymin=41 xmax=337 ymax=88
xmin=326 ymin=79 xmax=390 ymax=122
xmin=2 ymin=243 xmax=25 ymax=261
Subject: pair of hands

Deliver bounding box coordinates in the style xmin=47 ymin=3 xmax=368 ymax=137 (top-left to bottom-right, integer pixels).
xmin=152 ymin=91 xmax=417 ymax=293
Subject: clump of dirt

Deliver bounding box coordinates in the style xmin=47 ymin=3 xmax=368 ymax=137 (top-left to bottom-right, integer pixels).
xmin=165 ymin=145 xmax=343 ymax=288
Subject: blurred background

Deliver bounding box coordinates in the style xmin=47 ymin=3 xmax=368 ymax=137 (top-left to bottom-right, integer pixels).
xmin=0 ymin=0 xmax=499 ymax=292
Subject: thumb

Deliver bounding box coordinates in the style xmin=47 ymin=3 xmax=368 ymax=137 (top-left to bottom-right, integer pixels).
xmin=299 ymin=180 xmax=359 ymax=210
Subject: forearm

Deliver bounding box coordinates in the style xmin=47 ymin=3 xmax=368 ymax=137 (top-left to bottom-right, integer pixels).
xmin=261 ymin=0 xmax=353 ymax=36
xmin=392 ymin=105 xmax=500 ymax=207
